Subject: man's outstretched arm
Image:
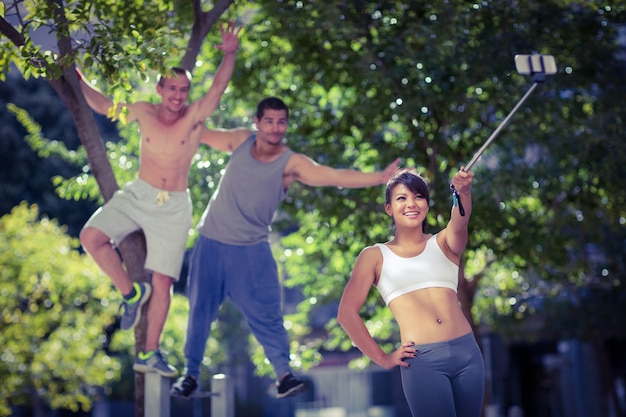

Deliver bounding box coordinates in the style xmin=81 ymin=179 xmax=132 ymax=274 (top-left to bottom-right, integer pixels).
xmin=287 ymin=154 xmax=401 ymax=188
xmin=199 ymin=126 xmax=250 ymax=153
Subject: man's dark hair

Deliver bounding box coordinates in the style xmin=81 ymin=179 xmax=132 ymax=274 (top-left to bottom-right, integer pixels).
xmin=157 ymin=67 xmax=192 ymax=87
xmin=256 ymin=97 xmax=289 ymax=120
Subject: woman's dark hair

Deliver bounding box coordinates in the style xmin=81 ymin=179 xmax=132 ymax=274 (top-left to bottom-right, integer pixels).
xmin=256 ymin=97 xmax=289 ymax=120
xmin=385 ymin=169 xmax=430 ymax=232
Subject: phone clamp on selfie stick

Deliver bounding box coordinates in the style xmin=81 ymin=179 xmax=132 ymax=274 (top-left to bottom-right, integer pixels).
xmin=451 ymin=54 xmax=557 ymax=216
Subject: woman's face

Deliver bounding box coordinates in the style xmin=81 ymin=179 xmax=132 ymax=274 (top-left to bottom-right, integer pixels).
xmin=385 ymin=183 xmax=429 ymax=229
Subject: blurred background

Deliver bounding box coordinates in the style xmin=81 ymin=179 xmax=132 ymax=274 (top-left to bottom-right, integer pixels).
xmin=1 ymin=1 xmax=625 ymax=416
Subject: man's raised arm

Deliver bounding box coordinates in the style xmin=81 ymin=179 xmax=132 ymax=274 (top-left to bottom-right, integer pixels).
xmin=194 ymin=21 xmax=241 ymax=123
xmin=75 ymin=67 xmax=115 ymax=116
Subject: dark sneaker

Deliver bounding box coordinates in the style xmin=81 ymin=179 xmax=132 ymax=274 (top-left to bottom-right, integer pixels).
xmin=170 ymin=374 xmax=198 ymax=398
xmin=276 ymin=372 xmax=307 ymax=399
xmin=133 ymin=350 xmax=178 ymax=378
xmin=119 ymin=282 xmax=152 ymax=330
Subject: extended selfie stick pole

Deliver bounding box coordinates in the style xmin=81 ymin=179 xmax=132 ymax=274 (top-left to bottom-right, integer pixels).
xmin=452 ymin=54 xmax=556 ymax=216
xmin=462 ymin=82 xmax=539 ymax=173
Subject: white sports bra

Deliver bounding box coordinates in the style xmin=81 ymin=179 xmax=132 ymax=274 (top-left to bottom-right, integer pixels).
xmin=374 ymin=234 xmax=458 ymax=305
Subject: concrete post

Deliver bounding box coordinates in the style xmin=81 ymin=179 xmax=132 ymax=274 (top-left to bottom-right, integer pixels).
xmin=211 ymin=374 xmax=234 ymax=417
xmin=145 ymin=372 xmax=171 ymax=417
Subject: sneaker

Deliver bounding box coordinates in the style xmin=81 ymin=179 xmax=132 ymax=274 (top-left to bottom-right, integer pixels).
xmin=170 ymin=374 xmax=198 ymax=398
xmin=119 ymin=282 xmax=152 ymax=330
xmin=133 ymin=350 xmax=178 ymax=378
xmin=276 ymin=372 xmax=307 ymax=399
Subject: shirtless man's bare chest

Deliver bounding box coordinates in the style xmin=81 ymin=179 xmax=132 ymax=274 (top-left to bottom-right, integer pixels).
xmin=135 ymin=104 xmax=205 ymax=191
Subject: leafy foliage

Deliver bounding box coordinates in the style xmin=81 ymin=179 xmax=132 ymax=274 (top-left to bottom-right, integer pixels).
xmin=0 ymin=203 xmax=122 ymax=415
xmin=0 ymin=78 xmax=100 ymax=237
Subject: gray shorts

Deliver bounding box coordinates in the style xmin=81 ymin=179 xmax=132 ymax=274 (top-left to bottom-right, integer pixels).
xmin=83 ymin=179 xmax=192 ymax=280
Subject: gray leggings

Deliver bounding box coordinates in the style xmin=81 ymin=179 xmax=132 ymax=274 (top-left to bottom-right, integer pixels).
xmin=400 ymin=332 xmax=485 ymax=417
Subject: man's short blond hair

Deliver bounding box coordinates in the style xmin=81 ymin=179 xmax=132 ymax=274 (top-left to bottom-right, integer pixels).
xmin=157 ymin=67 xmax=192 ymax=87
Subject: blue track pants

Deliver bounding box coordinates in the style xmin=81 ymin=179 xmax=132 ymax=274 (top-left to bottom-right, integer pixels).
xmin=182 ymin=236 xmax=291 ymax=379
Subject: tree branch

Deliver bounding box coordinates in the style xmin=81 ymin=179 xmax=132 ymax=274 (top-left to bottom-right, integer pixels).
xmin=0 ymin=16 xmax=25 ymax=46
xmin=180 ymin=0 xmax=235 ymax=70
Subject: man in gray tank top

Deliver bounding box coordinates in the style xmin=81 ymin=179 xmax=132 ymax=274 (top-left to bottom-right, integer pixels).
xmin=171 ymin=97 xmax=400 ymax=398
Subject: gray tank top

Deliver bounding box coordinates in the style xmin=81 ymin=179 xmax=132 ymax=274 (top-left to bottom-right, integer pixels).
xmin=197 ymin=135 xmax=293 ymax=245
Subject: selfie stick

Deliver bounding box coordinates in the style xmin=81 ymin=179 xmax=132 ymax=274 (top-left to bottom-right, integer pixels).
xmin=452 ymin=54 xmax=557 ymax=216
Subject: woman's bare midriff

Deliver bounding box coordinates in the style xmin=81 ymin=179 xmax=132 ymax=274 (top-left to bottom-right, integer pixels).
xmin=389 ymin=287 xmax=472 ymax=345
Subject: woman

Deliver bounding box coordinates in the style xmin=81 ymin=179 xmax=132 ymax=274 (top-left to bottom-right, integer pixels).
xmin=337 ymin=168 xmax=484 ymax=417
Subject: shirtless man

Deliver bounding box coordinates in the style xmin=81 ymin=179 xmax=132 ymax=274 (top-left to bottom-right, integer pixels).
xmin=77 ymin=21 xmax=240 ymax=377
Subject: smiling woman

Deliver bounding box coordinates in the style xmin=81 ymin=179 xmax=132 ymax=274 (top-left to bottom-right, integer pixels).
xmin=337 ymin=168 xmax=484 ymax=417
